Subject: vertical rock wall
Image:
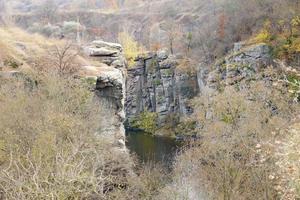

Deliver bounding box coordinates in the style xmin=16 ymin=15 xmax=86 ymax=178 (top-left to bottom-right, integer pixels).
xmin=125 ymin=51 xmax=198 ymax=131
xmin=81 ymin=40 xmax=127 ymax=149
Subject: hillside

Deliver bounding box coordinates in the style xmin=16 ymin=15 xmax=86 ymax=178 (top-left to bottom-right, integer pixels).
xmin=0 ymin=27 xmax=57 ymax=70
xmin=11 ymin=0 xmax=292 ymax=62
xmin=0 ymin=0 xmax=300 ymax=199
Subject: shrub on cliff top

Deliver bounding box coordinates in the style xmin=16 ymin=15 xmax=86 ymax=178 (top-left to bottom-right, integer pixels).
xmin=118 ymin=31 xmax=144 ymax=68
xmin=251 ymin=17 xmax=300 ymax=64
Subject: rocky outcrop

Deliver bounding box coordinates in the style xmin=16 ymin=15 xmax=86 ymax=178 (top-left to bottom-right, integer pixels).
xmin=205 ymin=43 xmax=272 ymax=90
xmin=81 ymin=40 xmax=127 ymax=149
xmin=125 ymin=51 xmax=198 ymax=131
xmin=125 ymin=43 xmax=273 ymax=134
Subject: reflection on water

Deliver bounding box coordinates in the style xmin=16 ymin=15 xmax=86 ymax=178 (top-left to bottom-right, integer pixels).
xmin=125 ymin=131 xmax=182 ymax=168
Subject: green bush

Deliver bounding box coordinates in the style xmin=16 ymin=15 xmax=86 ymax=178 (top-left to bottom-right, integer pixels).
xmin=132 ymin=111 xmax=158 ymax=134
xmin=63 ymin=21 xmax=82 ymax=34
xmin=175 ymin=118 xmax=197 ymax=136
xmin=286 ymin=73 xmax=300 ymax=102
xmin=4 ymin=58 xmax=21 ymax=69
xmin=28 ymin=23 xmax=61 ymax=37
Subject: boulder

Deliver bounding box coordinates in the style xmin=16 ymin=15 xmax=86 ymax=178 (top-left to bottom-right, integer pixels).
xmin=89 ymin=47 xmax=119 ymax=56
xmin=157 ymin=49 xmax=168 ymax=61
xmin=0 ymin=71 xmax=21 ymax=79
xmin=0 ymin=60 xmax=3 ymax=70
xmin=92 ymin=40 xmax=123 ymax=51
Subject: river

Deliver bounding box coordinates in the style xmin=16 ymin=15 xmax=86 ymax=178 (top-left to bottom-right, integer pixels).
xmin=125 ymin=131 xmax=183 ymax=169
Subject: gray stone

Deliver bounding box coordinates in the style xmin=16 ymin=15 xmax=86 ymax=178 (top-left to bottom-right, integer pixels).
xmin=0 ymin=60 xmax=3 ymax=70
xmin=0 ymin=71 xmax=21 ymax=79
xmin=206 ymin=43 xmax=272 ymax=90
xmin=225 ymin=43 xmax=271 ymax=72
xmin=82 ymin=40 xmax=127 ymax=150
xmin=125 ymin=51 xmax=198 ymax=129
xmin=233 ymin=42 xmax=245 ymax=52
xmin=157 ymin=49 xmax=168 ymax=61
xmin=89 ymin=47 xmax=119 ymax=56
xmin=159 ymin=57 xmax=178 ymax=69
xmin=92 ymin=40 xmax=123 ymax=51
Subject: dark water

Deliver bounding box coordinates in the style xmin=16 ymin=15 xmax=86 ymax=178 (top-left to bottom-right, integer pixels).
xmin=125 ymin=131 xmax=183 ymax=168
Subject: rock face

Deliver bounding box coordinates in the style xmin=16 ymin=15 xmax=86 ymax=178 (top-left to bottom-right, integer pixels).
xmin=82 ymin=40 xmax=127 ymax=149
xmin=85 ymin=40 xmax=127 ymax=68
xmin=125 ymin=51 xmax=198 ymax=130
xmin=81 ymin=42 xmax=271 ymax=138
xmin=206 ymin=43 xmax=272 ymax=90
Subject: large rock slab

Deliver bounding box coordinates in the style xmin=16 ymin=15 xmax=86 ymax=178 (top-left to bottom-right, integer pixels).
xmin=92 ymin=40 xmax=123 ymax=51
xmin=81 ymin=41 xmax=127 ymax=149
xmin=89 ymin=47 xmax=119 ymax=56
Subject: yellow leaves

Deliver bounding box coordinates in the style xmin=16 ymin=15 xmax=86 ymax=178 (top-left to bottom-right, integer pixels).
xmin=290 ymin=38 xmax=300 ymax=52
xmin=176 ymin=58 xmax=197 ymax=75
xmin=253 ymin=29 xmax=271 ymax=43
xmin=250 ymin=16 xmax=300 ymax=62
xmin=291 ymin=16 xmax=300 ymax=27
xmin=118 ymin=31 xmax=144 ymax=68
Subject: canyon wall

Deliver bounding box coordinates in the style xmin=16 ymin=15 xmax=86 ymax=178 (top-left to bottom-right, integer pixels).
xmin=125 ymin=51 xmax=198 ymax=133
xmin=125 ymin=43 xmax=273 ymax=135
xmin=81 ymin=40 xmax=127 ymax=148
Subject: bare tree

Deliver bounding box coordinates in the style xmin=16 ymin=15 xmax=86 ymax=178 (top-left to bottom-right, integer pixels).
xmin=161 ymin=20 xmax=182 ymax=54
xmin=50 ymin=42 xmax=80 ymax=75
xmin=35 ymin=42 xmax=80 ymax=76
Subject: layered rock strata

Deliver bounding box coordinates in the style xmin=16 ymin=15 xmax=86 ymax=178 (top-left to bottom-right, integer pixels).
xmin=81 ymin=40 xmax=127 ymax=149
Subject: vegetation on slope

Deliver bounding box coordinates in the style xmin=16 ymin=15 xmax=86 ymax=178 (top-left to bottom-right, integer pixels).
xmin=251 ymin=16 xmax=300 ymax=66
xmin=1 ymin=1 xmax=300 ymax=200
xmin=0 ymin=27 xmax=169 ymax=200
xmin=158 ymin=66 xmax=300 ymax=199
xmin=0 ymin=71 xmax=133 ymax=199
xmin=118 ymin=31 xmax=144 ymax=68
xmin=0 ymin=27 xmax=57 ymax=70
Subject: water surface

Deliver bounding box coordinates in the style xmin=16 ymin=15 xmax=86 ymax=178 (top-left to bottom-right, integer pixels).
xmin=126 ymin=131 xmax=182 ymax=168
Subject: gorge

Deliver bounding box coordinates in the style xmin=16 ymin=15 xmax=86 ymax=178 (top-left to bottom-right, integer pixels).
xmin=1 ymin=1 xmax=300 ymax=199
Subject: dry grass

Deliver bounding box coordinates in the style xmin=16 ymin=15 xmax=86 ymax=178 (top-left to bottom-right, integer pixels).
xmin=0 ymin=71 xmax=135 ymax=199
xmin=0 ymin=26 xmax=62 ymax=72
xmin=0 ymin=26 xmax=97 ymax=88
xmin=158 ymin=68 xmax=300 ymax=199
xmin=274 ymin=119 xmax=300 ymax=199
xmin=0 ymin=27 xmax=58 ymax=62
